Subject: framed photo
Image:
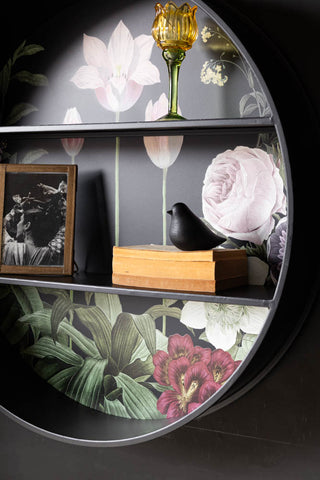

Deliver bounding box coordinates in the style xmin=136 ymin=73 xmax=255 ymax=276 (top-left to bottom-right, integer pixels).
xmin=0 ymin=164 xmax=77 ymax=275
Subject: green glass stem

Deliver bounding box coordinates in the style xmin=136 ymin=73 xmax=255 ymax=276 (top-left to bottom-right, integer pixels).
xmin=161 ymin=48 xmax=186 ymax=121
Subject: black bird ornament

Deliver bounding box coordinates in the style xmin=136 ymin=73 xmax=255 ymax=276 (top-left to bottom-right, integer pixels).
xmin=167 ymin=202 xmax=225 ymax=251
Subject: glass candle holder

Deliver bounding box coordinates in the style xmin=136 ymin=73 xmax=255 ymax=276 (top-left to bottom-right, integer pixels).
xmin=152 ymin=2 xmax=198 ymax=120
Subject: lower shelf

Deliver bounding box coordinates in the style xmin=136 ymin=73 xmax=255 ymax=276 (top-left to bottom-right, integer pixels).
xmin=0 ymin=272 xmax=275 ymax=306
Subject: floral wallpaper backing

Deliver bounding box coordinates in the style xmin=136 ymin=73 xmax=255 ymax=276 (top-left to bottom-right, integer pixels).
xmin=0 ymin=285 xmax=269 ymax=420
xmin=0 ymin=0 xmax=288 ymax=423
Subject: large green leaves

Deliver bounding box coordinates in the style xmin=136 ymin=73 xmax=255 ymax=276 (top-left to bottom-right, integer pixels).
xmin=111 ymin=313 xmax=141 ymax=370
xmin=50 ymin=292 xmax=74 ymax=341
xmin=5 ymin=287 xmax=176 ymax=421
xmin=0 ymin=40 xmax=47 ymax=125
xmin=116 ymin=372 xmax=164 ymax=420
xmin=101 ymin=398 xmax=131 ymax=418
xmin=65 ymin=358 xmax=108 ymax=409
xmin=24 ymin=337 xmax=83 ymax=366
xmin=19 ymin=309 xmax=100 ymax=358
xmin=11 ymin=285 xmax=43 ymax=315
xmin=5 ymin=102 xmax=38 ymax=125
xmin=94 ymin=292 xmax=122 ymax=327
xmin=76 ymin=306 xmax=112 ymax=358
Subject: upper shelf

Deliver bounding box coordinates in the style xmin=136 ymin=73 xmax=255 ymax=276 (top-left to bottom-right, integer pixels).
xmin=0 ymin=117 xmax=275 ymax=138
xmin=0 ymin=272 xmax=275 ymax=307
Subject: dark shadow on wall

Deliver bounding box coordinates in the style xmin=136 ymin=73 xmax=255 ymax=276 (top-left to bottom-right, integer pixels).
xmin=74 ymin=172 xmax=112 ymax=274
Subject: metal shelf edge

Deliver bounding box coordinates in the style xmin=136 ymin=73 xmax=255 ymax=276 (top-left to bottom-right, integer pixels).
xmin=0 ymin=274 xmax=274 ymax=307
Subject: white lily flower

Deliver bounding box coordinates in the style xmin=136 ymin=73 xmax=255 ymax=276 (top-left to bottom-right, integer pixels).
xmin=143 ymin=93 xmax=183 ymax=169
xmin=181 ymin=301 xmax=269 ymax=350
xmin=71 ymin=21 xmax=160 ymax=112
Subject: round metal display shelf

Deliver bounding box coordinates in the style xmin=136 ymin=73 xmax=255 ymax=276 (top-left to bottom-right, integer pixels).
xmin=0 ymin=0 xmax=313 ymax=447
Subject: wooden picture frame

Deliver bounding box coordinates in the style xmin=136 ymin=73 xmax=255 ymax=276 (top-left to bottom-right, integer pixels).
xmin=0 ymin=164 xmax=77 ymax=276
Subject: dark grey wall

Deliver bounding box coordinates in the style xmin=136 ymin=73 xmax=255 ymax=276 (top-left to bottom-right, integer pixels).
xmin=1 ymin=0 xmax=320 ymax=478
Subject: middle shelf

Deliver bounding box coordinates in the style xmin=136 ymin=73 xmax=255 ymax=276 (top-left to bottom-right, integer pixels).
xmin=0 ymin=272 xmax=275 ymax=306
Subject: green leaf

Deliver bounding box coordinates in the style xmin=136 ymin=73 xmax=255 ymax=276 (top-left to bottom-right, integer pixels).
xmin=111 ymin=313 xmax=141 ymax=370
xmin=141 ymin=382 xmax=174 ymax=393
xmin=116 ymin=372 xmax=165 ymax=420
xmin=85 ymin=291 xmax=94 ymax=306
xmin=21 ymin=149 xmax=48 ymax=164
xmin=145 ymin=304 xmax=181 ymax=321
xmin=66 ymin=357 xmax=108 ymax=409
xmin=51 ymin=294 xmax=74 ymax=341
xmin=11 ymin=285 xmax=33 ymax=314
xmin=60 ymin=321 xmax=101 ymax=358
xmin=122 ymin=355 xmax=154 ymax=380
xmin=34 ymin=358 xmax=65 ymax=380
xmin=24 ymin=336 xmax=83 ymax=366
xmin=12 ymin=71 xmax=48 ymax=86
xmin=131 ymin=328 xmax=168 ymax=363
xmin=228 ymin=333 xmax=258 ymax=361
xmin=242 ymin=102 xmax=258 ymax=117
xmin=5 ymin=102 xmax=38 ymax=125
xmin=18 ymin=308 xmax=51 ymax=332
xmin=22 ymin=286 xmax=43 ymax=312
xmin=94 ymin=293 xmax=122 ymax=327
xmin=48 ymin=366 xmax=79 ymax=391
xmin=75 ymin=306 xmax=112 ymax=358
xmin=105 ymin=387 xmax=122 ymax=401
xmin=15 ymin=43 xmax=44 ymax=60
xmin=0 ymin=61 xmax=11 ymax=98
xmin=103 ymin=374 xmax=117 ymax=396
xmin=101 ymin=398 xmax=131 ymax=418
xmin=18 ymin=309 xmax=100 ymax=358
xmin=131 ymin=313 xmax=156 ymax=355
xmin=12 ymin=40 xmax=26 ymax=63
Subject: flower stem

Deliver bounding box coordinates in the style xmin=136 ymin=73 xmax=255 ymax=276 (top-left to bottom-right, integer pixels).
xmin=162 ymin=312 xmax=167 ymax=336
xmin=69 ymin=290 xmax=74 ymax=349
xmin=162 ymin=167 xmax=168 ymax=336
xmin=115 ymin=111 xmax=120 ymax=246
xmin=162 ymin=167 xmax=168 ymax=245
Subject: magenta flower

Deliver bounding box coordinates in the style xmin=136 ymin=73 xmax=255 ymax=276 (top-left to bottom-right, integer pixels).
xmin=153 ymin=334 xmax=211 ymax=386
xmin=157 ymin=358 xmax=220 ymax=419
xmin=71 ymin=21 xmax=160 ymax=113
xmin=208 ymin=349 xmax=241 ymax=384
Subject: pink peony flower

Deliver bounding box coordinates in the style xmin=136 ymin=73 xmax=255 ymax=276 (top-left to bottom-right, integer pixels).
xmin=143 ymin=93 xmax=183 ymax=168
xmin=157 ymin=358 xmax=220 ymax=419
xmin=208 ymin=349 xmax=241 ymax=384
xmin=202 ymin=146 xmax=286 ymax=245
xmin=61 ymin=107 xmax=84 ymax=159
xmin=71 ymin=21 xmax=160 ymax=113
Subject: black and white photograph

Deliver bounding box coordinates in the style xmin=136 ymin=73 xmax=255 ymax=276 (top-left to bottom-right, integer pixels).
xmin=0 ymin=164 xmax=77 ymax=275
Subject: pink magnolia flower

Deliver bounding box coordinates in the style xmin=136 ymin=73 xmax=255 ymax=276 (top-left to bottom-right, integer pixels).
xmin=202 ymin=146 xmax=286 ymax=245
xmin=71 ymin=21 xmax=160 ymax=113
xmin=61 ymin=107 xmax=84 ymax=159
xmin=143 ymin=93 xmax=183 ymax=168
xmin=157 ymin=358 xmax=220 ymax=419
xmin=207 ymin=349 xmax=241 ymax=384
